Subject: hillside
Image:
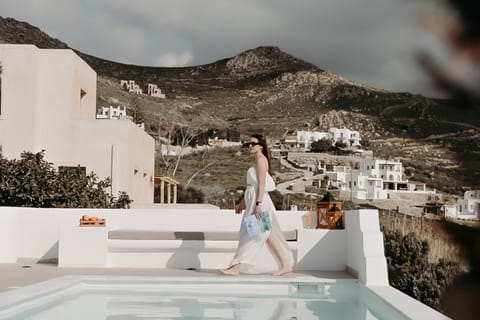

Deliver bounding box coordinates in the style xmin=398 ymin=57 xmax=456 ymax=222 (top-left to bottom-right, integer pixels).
xmin=1 ymin=16 xmax=479 ymax=194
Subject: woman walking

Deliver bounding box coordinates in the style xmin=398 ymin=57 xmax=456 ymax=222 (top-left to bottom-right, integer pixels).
xmin=220 ymin=134 xmax=293 ymax=276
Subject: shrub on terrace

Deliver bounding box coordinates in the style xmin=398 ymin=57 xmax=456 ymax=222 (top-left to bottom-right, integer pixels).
xmin=0 ymin=151 xmax=131 ymax=208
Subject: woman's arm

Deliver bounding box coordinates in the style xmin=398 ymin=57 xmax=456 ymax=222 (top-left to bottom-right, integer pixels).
xmin=255 ymin=156 xmax=268 ymax=218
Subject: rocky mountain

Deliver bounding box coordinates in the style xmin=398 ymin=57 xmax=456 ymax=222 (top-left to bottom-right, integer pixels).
xmin=1 ymin=16 xmax=479 ymax=194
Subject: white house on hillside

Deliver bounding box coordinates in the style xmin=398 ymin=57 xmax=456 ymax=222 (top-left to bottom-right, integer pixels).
xmin=294 ymin=128 xmax=361 ymax=151
xmin=120 ymin=80 xmax=143 ymax=94
xmin=323 ymin=159 xmax=435 ymax=200
xmin=96 ymin=105 xmax=128 ymax=120
xmin=446 ymin=190 xmax=480 ymax=220
xmin=457 ymin=190 xmax=480 ymax=219
xmin=0 ymin=44 xmax=155 ymax=204
xmin=296 ymin=131 xmax=329 ymax=150
xmin=328 ymin=128 xmax=361 ymax=147
xmin=146 ymin=83 xmax=166 ymax=99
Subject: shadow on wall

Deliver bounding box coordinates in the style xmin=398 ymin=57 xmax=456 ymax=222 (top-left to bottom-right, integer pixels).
xmin=166 ymin=232 xmax=204 ymax=270
xmin=38 ymin=241 xmax=59 ymax=265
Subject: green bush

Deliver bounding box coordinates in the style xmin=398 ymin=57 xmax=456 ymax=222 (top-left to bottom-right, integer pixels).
xmin=0 ymin=151 xmax=132 ymax=208
xmin=310 ymin=139 xmax=333 ymax=153
xmin=384 ymin=230 xmax=460 ymax=311
xmin=176 ymin=185 xmax=205 ymax=203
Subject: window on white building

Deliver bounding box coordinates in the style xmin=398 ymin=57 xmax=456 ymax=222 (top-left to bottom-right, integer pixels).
xmin=80 ymin=89 xmax=86 ymax=116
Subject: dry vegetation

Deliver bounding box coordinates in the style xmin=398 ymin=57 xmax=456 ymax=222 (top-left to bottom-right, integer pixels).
xmin=159 ymin=146 xmax=323 ymax=210
xmin=378 ymin=209 xmax=474 ymax=268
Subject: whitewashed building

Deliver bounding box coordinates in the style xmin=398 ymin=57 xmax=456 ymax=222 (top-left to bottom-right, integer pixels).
xmin=328 ymin=128 xmax=361 ymax=147
xmin=457 ymin=190 xmax=480 ymax=219
xmin=446 ymin=190 xmax=480 ymax=220
xmin=146 ymin=83 xmax=166 ymax=99
xmin=296 ymin=131 xmax=329 ymax=150
xmin=0 ymin=44 xmax=155 ymax=204
xmin=293 ymin=128 xmax=361 ymax=151
xmin=322 ymin=159 xmax=435 ymax=200
xmin=96 ymin=105 xmax=128 ymax=120
xmin=120 ymin=80 xmax=143 ymax=94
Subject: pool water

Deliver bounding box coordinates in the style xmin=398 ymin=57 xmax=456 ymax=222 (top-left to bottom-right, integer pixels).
xmin=0 ymin=278 xmax=408 ymax=320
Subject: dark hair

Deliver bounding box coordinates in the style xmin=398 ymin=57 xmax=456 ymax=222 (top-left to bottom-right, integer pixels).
xmin=251 ymin=134 xmax=272 ymax=175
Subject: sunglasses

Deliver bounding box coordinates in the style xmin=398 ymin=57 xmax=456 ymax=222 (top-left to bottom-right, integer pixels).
xmin=242 ymin=142 xmax=261 ymax=148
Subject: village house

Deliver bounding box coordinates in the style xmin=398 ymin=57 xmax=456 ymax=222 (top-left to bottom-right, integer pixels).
xmin=0 ymin=44 xmax=155 ymax=204
xmin=445 ymin=190 xmax=480 ymax=220
xmin=329 ymin=127 xmax=361 ymax=147
xmin=320 ymin=159 xmax=435 ymax=201
xmin=119 ymin=81 xmax=166 ymax=98
xmin=146 ymin=83 xmax=166 ymax=98
xmin=96 ymin=105 xmax=128 ymax=120
xmin=120 ymin=80 xmax=143 ymax=94
xmin=289 ymin=128 xmax=362 ymax=151
xmin=96 ymin=105 xmax=145 ymax=129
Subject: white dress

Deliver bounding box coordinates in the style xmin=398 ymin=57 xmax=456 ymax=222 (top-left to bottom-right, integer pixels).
xmin=230 ymin=167 xmax=294 ymax=274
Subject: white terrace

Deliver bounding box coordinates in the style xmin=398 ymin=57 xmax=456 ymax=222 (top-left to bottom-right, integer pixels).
xmin=0 ymin=206 xmax=448 ymax=319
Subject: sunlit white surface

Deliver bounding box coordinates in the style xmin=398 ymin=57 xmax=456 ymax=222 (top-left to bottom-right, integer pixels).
xmin=0 ymin=277 xmax=409 ymax=320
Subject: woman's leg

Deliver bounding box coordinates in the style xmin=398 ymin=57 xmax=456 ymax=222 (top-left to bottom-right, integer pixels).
xmin=219 ymin=263 xmax=241 ymax=276
xmin=266 ymin=233 xmax=293 ymax=276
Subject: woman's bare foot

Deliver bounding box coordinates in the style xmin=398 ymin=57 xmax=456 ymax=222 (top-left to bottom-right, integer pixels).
xmin=219 ymin=268 xmax=240 ymax=276
xmin=273 ymin=266 xmax=292 ymax=276
xmin=219 ymin=264 xmax=240 ymax=276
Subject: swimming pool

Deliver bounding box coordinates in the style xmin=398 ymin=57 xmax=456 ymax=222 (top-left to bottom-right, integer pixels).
xmin=0 ymin=276 xmax=411 ymax=319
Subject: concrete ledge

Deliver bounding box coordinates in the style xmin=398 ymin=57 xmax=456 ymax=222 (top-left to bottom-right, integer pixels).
xmin=365 ymin=285 xmax=450 ymax=320
xmin=59 ymin=226 xmax=107 ymax=268
xmin=345 ymin=209 xmax=389 ymax=286
xmin=108 ymin=229 xmax=298 ymax=241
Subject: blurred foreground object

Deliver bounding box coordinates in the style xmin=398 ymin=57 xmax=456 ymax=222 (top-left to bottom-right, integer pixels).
xmin=419 ymin=0 xmax=480 ymax=110
xmin=421 ymin=2 xmax=480 ymax=319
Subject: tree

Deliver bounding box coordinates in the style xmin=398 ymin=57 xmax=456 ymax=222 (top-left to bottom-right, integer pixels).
xmin=156 ymin=119 xmax=197 ymax=178
xmin=176 ymin=184 xmax=205 ymax=203
xmin=310 ymin=138 xmax=333 ymax=153
xmin=129 ymin=94 xmax=146 ymax=125
xmin=185 ymin=149 xmax=216 ymax=188
xmin=0 ymin=151 xmax=131 ymax=208
xmin=334 ymin=141 xmax=348 ymax=149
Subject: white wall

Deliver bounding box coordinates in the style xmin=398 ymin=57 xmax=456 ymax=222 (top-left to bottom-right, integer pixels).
xmin=0 ymin=207 xmax=302 ymax=262
xmin=345 ymin=209 xmax=388 ymax=286
xmin=0 ymin=206 xmax=388 ymax=285
xmin=0 ymin=45 xmax=39 ymax=156
xmin=0 ymin=44 xmax=154 ymax=204
xmin=73 ymin=120 xmax=154 ymax=203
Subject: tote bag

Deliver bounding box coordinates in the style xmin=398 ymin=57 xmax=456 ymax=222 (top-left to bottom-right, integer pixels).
xmin=244 ymin=214 xmax=261 ymax=237
xmin=260 ymin=211 xmax=272 ymax=232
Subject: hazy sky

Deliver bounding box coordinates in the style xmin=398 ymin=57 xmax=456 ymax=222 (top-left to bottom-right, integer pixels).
xmin=0 ymin=0 xmax=451 ymax=97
